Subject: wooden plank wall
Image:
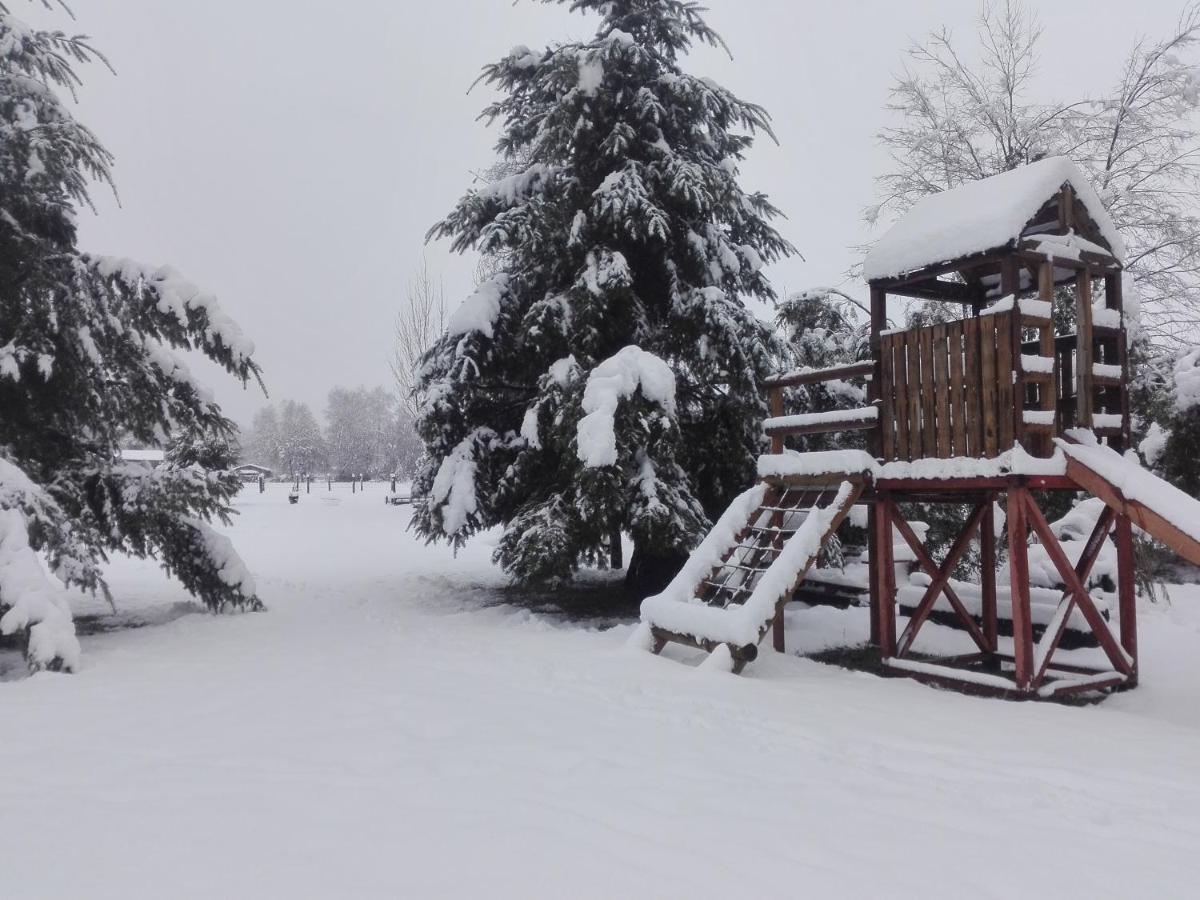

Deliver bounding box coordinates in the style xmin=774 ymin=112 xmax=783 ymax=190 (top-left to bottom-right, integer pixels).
xmin=877 ymin=312 xmax=1018 ymax=461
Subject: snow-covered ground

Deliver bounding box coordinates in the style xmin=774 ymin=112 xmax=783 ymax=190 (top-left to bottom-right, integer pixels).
xmin=4 ymin=483 xmax=1200 ymax=898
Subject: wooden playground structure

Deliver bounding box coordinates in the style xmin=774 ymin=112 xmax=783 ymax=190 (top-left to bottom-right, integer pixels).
xmin=641 ymin=158 xmax=1200 ymax=699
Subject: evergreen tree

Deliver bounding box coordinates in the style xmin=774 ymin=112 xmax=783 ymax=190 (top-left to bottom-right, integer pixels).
xmin=326 ymin=386 xmax=400 ymax=478
xmin=416 ymin=0 xmax=793 ymax=595
xmin=277 ymin=401 xmax=325 ymax=476
xmin=0 ymin=2 xmax=262 ymax=671
xmin=245 ymin=405 xmax=283 ymax=471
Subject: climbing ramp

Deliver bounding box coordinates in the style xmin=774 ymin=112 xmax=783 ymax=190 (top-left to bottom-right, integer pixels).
xmin=640 ymin=455 xmax=868 ymax=673
xmin=1058 ymin=437 xmax=1200 ymax=566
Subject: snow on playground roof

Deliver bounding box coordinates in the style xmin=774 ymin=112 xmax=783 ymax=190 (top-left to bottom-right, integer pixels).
xmin=863 ymin=156 xmax=1126 ymax=282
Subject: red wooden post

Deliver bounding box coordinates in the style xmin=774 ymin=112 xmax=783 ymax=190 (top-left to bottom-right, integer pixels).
xmin=769 ymin=387 xmax=784 ymax=455
xmin=875 ymin=495 xmax=897 ymax=658
xmin=868 ymin=287 xmax=887 ymax=459
xmin=772 ymin=605 xmax=786 ymax=653
xmin=1007 ymin=486 xmax=1034 ymax=689
xmin=867 ymin=504 xmax=881 ymax=647
xmin=1116 ymin=513 xmax=1138 ymax=686
xmin=1000 ymin=258 xmax=1023 ymax=451
xmin=1076 ymin=268 xmax=1095 ymax=429
xmin=980 ymin=494 xmax=998 ymax=655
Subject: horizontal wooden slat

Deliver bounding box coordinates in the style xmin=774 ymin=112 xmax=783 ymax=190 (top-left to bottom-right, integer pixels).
xmin=764 ymin=360 xmax=876 ymax=389
xmin=763 ymin=418 xmax=879 ymax=439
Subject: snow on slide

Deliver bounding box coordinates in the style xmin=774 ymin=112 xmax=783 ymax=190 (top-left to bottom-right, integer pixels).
xmin=1057 ymin=436 xmax=1200 ymax=565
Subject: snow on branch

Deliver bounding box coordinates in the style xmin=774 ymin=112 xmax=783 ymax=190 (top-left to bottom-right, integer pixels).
xmin=577 ymin=346 xmax=676 ymax=468
xmin=0 ymin=460 xmax=80 ymax=672
xmin=429 ymin=429 xmax=493 ymax=535
xmin=447 ymin=274 xmax=510 ymax=339
xmin=180 ymin=516 xmax=257 ymax=599
xmin=92 ymin=257 xmax=257 ymax=366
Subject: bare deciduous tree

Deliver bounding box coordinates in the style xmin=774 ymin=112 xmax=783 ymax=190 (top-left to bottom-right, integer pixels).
xmin=391 ymin=258 xmax=447 ymax=421
xmin=869 ymin=0 xmax=1200 ymax=343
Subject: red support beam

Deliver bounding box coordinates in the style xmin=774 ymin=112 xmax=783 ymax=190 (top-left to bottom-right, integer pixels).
xmin=875 ymin=496 xmax=897 ymax=658
xmin=1030 ymin=503 xmax=1115 ymax=687
xmin=868 ymin=287 xmax=887 ymax=460
xmin=1116 ymin=513 xmax=1138 ymax=686
xmin=1007 ymin=487 xmax=1035 ymax=690
xmin=980 ymin=496 xmax=998 ymax=655
xmin=867 ymin=503 xmax=880 ymax=647
xmin=1023 ymin=493 xmax=1134 ymax=677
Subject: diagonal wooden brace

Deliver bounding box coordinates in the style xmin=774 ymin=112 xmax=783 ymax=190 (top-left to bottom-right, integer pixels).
xmin=1023 ymin=493 xmax=1133 ymax=677
xmin=894 ymin=501 xmax=990 ymax=657
xmin=1029 ymin=503 xmax=1115 ymax=686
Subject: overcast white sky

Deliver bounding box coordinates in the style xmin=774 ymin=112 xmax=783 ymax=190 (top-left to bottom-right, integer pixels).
xmin=32 ymin=0 xmax=1191 ymax=425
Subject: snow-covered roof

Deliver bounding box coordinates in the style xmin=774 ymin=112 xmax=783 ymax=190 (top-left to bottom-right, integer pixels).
xmin=234 ymin=463 xmax=272 ymax=473
xmin=863 ymin=156 xmax=1126 ymax=282
xmin=119 ymin=448 xmax=165 ymax=462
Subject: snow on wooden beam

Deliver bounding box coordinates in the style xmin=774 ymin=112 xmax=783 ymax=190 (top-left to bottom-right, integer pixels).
xmin=763 ymin=406 xmax=879 ymax=439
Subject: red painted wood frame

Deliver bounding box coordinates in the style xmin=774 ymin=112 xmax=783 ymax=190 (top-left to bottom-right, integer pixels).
xmin=871 ymin=484 xmax=1138 ymax=697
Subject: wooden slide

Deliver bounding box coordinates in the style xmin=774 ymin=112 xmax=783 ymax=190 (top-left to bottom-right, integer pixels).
xmin=1058 ymin=439 xmax=1200 ymax=566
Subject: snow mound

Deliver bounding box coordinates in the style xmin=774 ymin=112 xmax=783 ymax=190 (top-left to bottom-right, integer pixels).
xmin=577 ymin=346 xmax=675 ymax=468
xmin=864 ymin=156 xmax=1125 ymax=281
xmin=0 ymin=508 xmax=80 ymax=672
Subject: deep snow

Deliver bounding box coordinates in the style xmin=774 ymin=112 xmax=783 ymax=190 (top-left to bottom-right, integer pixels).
xmin=4 ymin=483 xmax=1200 ymax=898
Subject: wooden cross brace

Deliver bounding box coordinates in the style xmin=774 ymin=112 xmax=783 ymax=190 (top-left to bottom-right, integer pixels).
xmin=892 ymin=500 xmax=991 ymax=658
xmin=1021 ymin=493 xmax=1132 ymax=684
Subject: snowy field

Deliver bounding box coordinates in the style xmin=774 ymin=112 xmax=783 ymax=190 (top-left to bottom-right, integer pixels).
xmin=4 ymin=484 xmax=1200 ymax=898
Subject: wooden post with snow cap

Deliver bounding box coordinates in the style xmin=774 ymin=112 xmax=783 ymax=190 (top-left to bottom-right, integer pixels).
xmin=1076 ymin=268 xmax=1095 ymax=430
xmin=1106 ymin=271 xmax=1130 ymax=452
xmin=866 ymin=287 xmax=887 ymax=648
xmin=1000 ymin=257 xmax=1025 ymax=452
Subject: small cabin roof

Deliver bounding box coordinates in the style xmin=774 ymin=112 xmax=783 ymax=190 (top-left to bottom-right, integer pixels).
xmin=863 ymin=156 xmax=1125 ymax=283
xmin=119 ymin=448 xmax=165 ymax=462
xmin=234 ymin=463 xmax=272 ymax=473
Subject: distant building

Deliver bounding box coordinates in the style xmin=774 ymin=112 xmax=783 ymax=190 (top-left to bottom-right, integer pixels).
xmin=234 ymin=463 xmax=273 ymax=482
xmin=118 ymin=447 xmax=166 ymax=467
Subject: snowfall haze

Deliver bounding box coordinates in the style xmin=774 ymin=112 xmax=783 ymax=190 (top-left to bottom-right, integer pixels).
xmin=33 ymin=0 xmax=1189 ymax=424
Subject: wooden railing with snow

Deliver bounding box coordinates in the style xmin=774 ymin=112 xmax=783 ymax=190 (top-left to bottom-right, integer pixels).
xmin=762 ymin=361 xmax=877 ymax=453
xmin=766 ymin=262 xmax=1130 ymax=463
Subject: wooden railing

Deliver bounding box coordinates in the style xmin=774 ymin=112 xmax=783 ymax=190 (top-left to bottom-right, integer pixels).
xmin=762 ymin=361 xmax=877 ymax=454
xmin=876 ymin=306 xmax=1057 ymax=461
xmin=765 ymin=298 xmax=1127 ymax=462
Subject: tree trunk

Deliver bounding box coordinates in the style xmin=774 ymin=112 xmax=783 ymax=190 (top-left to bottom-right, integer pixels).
xmin=624 ymin=542 xmax=688 ymax=600
xmin=609 ymin=525 xmax=623 ymax=570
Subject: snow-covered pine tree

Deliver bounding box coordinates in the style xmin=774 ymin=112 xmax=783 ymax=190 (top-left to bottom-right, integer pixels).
xmin=416 ymin=0 xmax=794 ymax=596
xmin=277 ymin=401 xmax=325 ymax=476
xmin=0 ymin=2 xmax=263 ymax=671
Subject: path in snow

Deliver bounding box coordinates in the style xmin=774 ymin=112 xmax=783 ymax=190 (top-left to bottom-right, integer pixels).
xmin=3 ymin=483 xmax=1200 ymax=898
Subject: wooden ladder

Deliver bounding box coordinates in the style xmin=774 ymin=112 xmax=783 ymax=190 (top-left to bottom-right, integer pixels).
xmin=648 ymin=479 xmax=864 ymax=673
